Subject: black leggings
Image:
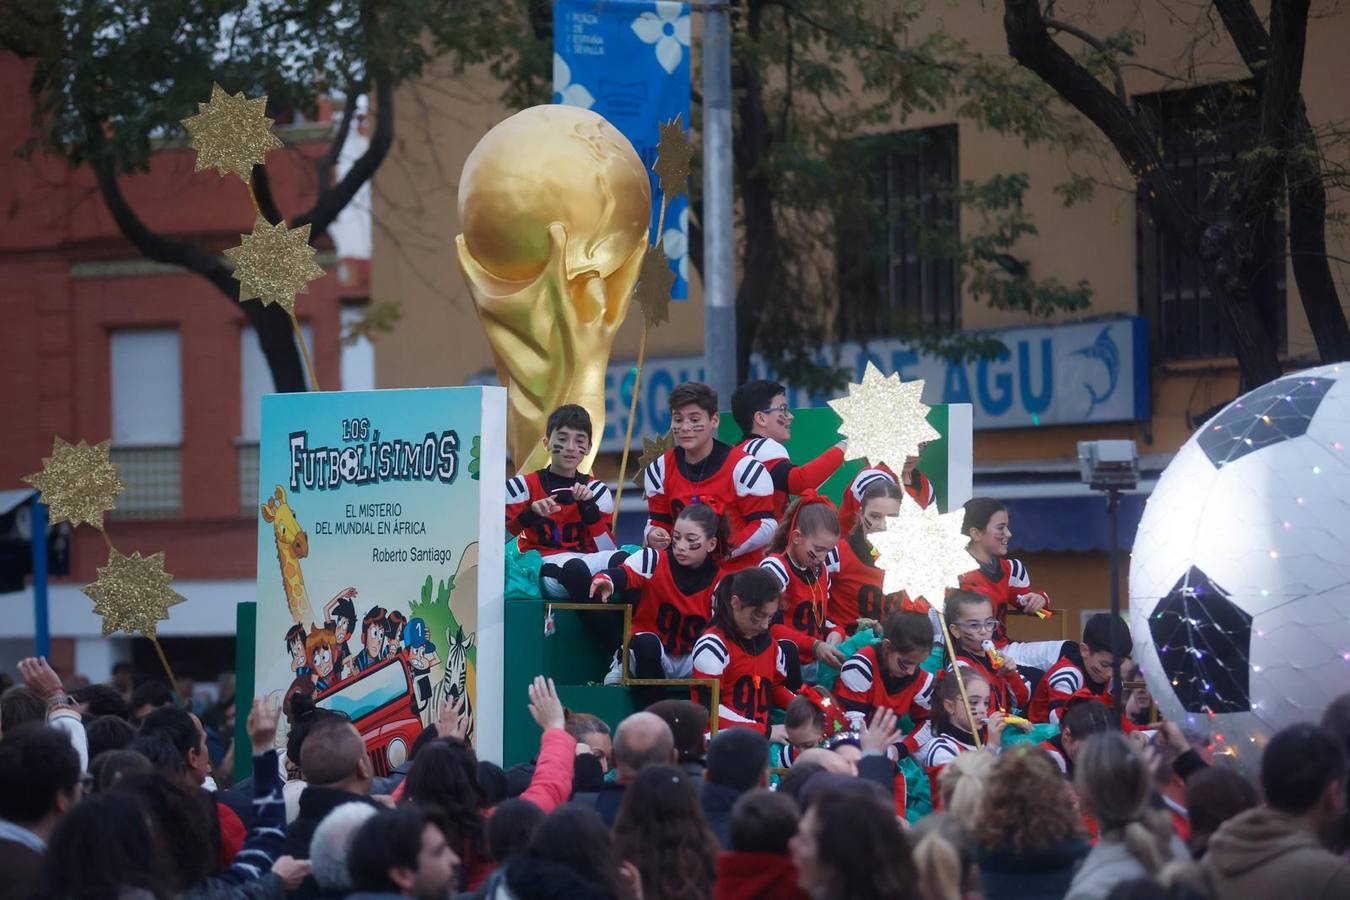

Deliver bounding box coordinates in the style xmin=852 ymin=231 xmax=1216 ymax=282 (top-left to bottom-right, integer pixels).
xmin=629 ymin=632 xmax=668 ymax=710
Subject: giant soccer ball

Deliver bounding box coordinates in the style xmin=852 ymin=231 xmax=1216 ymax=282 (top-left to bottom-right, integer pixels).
xmin=1130 ymin=363 xmax=1350 ymax=769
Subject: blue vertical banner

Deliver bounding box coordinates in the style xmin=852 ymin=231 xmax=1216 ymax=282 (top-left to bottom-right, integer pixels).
xmin=554 ymin=0 xmax=691 ymax=299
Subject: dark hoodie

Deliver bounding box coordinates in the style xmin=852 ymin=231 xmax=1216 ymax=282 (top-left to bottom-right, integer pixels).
xmin=977 ymin=837 xmax=1089 ymax=900
xmin=713 ymin=851 xmax=808 ymax=900
xmin=1197 ymin=807 xmax=1350 ymax=900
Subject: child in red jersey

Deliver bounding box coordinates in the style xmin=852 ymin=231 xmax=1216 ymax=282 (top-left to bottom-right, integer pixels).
xmin=692 ymin=568 xmax=796 ymax=734
xmin=834 ymin=610 xmax=937 ymax=758
xmin=644 ymin=382 xmax=776 ymax=572
xmin=957 ymin=497 xmax=1064 ymax=672
xmin=730 ymin=379 xmax=847 ymax=519
xmin=830 ymin=478 xmax=937 ymax=635
xmin=1029 ymin=613 xmax=1149 ymax=726
xmin=917 ymin=667 xmax=1006 ymax=805
xmin=836 ymin=448 xmax=935 ymax=536
xmin=760 ymin=495 xmax=846 ymax=684
xmin=942 ymin=590 xmax=1031 ymax=716
xmin=590 ymin=502 xmax=726 ymax=697
xmin=1039 ymin=697 xmax=1117 ymax=777
xmin=505 ymin=404 xmax=625 ymax=600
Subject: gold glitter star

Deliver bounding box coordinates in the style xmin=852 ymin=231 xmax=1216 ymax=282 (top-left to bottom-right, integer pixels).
xmin=634 ymin=245 xmax=676 ymax=327
xmin=83 ymin=548 xmax=186 ymax=637
xmin=637 ymin=431 xmax=675 ymax=474
xmin=181 ymin=83 xmax=283 ymax=183
xmin=23 ymin=437 xmax=126 ymax=530
xmin=224 ymin=217 xmax=326 ymax=313
xmin=871 ymin=496 xmax=975 ymax=604
xmin=828 ymin=362 xmax=940 ymax=467
xmin=653 ymin=115 xmax=694 ymax=202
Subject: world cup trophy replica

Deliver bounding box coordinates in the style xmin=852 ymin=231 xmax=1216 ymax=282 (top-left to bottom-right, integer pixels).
xmin=456 ymin=105 xmax=652 ymax=474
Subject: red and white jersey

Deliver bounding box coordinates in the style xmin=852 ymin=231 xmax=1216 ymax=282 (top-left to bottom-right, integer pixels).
xmin=837 ymin=464 xmax=935 ymax=535
xmin=958 ymin=556 xmax=1046 ymax=646
xmin=918 ymin=728 xmax=979 ymax=805
xmin=834 ymin=643 xmax=935 ymax=755
xmin=506 ymin=469 xmax=614 ymax=556
xmin=594 ymin=547 xmax=718 ymax=657
xmin=644 ymin=441 xmax=775 ymax=571
xmin=760 ymin=551 xmax=840 ymax=663
xmin=1040 ymin=736 xmax=1069 ymax=775
xmin=738 ymin=435 xmax=847 ymax=519
xmin=948 ymin=649 xmax=1030 ymax=715
xmin=691 ymin=625 xmax=794 ymax=732
xmin=1028 ymin=645 xmax=1111 ymax=725
xmin=830 ymin=533 xmax=929 ymax=628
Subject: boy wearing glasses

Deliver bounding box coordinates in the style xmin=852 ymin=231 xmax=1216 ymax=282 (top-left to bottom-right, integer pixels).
xmin=643 ymin=382 xmax=776 ymax=571
xmin=942 ymin=590 xmax=1030 ymax=716
xmin=730 ymin=380 xmax=847 ymax=519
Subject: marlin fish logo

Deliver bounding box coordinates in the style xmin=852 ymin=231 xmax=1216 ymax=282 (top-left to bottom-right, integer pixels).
xmin=1073 ymin=326 xmax=1119 ymax=415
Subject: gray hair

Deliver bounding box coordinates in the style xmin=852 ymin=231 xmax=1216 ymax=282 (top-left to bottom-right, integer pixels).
xmin=311 ymin=801 xmax=379 ymax=891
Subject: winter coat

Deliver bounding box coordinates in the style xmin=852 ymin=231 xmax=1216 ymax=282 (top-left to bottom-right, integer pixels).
xmin=1064 ymin=833 xmax=1188 ymax=900
xmin=1197 ymin=806 xmax=1350 ymax=900
xmin=713 ymin=851 xmax=808 ymax=900
xmin=699 ymin=781 xmax=742 ymax=848
xmin=977 ymin=837 xmax=1089 ymax=900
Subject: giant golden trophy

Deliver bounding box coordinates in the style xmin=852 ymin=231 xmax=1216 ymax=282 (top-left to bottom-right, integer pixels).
xmin=456 ymin=105 xmax=652 ymax=474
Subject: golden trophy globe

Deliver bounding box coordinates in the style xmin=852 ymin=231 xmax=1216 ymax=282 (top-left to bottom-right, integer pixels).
xmin=456 ymin=105 xmax=652 ymax=475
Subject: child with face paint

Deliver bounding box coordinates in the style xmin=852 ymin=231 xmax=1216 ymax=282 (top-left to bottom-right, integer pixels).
xmin=918 ymin=667 xmax=1006 ymax=805
xmin=761 ymin=494 xmax=845 ymax=686
xmin=834 ymin=610 xmax=938 ymax=759
xmin=944 ymin=590 xmax=1031 ymax=717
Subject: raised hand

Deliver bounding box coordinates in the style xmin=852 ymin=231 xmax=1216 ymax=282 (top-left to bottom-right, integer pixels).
xmin=247 ymin=697 xmax=282 ymax=754
xmin=528 ymin=675 xmax=566 ymax=731
xmin=859 ymin=707 xmax=900 ymax=755
xmin=437 ymin=695 xmax=470 ymax=740
xmin=17 ymin=657 xmax=64 ymax=701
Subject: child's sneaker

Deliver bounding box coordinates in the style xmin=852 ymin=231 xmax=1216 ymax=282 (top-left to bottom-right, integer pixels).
xmin=603 ymin=649 xmax=625 ymax=686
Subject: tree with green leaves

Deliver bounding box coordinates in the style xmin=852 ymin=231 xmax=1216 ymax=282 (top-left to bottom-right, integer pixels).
xmin=1 ymin=0 xmax=493 ymax=392
xmin=1000 ymin=0 xmax=1350 ymax=389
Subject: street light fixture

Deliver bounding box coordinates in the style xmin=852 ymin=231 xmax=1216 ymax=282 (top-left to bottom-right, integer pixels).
xmin=1078 ymin=440 xmax=1139 ymax=719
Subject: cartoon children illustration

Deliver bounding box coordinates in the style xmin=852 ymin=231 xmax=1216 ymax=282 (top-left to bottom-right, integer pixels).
xmin=323 ymin=587 xmax=359 ymax=678
xmin=405 ymin=617 xmax=441 ymax=716
xmin=306 ymin=627 xmax=339 ymax=693
xmin=386 ymin=610 xmax=408 ymax=655
xmin=354 ymin=605 xmax=389 ymax=672
xmin=286 ymin=624 xmax=309 ymax=676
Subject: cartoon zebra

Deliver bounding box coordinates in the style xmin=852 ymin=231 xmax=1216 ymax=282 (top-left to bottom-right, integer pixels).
xmin=437 ymin=624 xmax=477 ymax=742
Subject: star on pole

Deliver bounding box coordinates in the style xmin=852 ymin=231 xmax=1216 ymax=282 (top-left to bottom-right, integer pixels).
xmin=181 ymin=83 xmax=283 ymax=183
xmin=23 ymin=437 xmax=126 ymax=530
xmin=653 ymin=114 xmax=694 ymax=202
xmin=83 ymin=549 xmax=186 ymax=638
xmin=634 ymin=245 xmax=677 ymax=327
xmin=871 ymin=495 xmax=975 ymax=603
xmin=828 ymin=362 xmax=940 ymax=466
xmin=224 ymin=217 xmax=326 ymax=313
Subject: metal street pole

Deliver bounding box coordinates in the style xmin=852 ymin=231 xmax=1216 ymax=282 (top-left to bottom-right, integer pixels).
xmin=1108 ymin=488 xmax=1123 ymax=720
xmin=701 ymin=2 xmax=737 ymax=402
xmin=32 ymin=499 xmax=50 ymax=659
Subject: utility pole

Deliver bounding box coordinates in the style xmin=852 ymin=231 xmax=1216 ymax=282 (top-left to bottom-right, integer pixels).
xmin=701 ymin=2 xmax=737 ymax=401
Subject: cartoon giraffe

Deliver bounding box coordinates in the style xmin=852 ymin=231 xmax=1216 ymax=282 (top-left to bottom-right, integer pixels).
xmin=261 ymin=485 xmax=317 ymax=627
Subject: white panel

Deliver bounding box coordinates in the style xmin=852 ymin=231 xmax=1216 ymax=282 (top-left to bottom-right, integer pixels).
xmin=475 ymin=386 xmax=509 ymax=763
xmin=111 ymin=329 xmax=182 ymax=445
xmin=240 ymin=324 xmax=314 ymax=441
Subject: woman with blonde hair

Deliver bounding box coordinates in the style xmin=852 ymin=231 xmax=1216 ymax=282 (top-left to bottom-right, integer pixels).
xmin=939 ymin=750 xmax=997 ymax=831
xmin=1065 ymin=732 xmax=1189 ymax=900
xmin=912 ymin=814 xmax=979 ymax=900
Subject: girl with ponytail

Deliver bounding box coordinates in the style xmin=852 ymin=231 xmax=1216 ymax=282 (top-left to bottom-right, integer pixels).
xmin=759 ymin=493 xmax=845 ymax=682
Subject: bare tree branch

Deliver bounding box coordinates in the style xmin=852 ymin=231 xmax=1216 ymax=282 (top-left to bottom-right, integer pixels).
xmin=293 ymin=78 xmax=393 ymax=244
xmin=318 ymin=90 xmax=360 ymax=195
xmin=1044 ymin=17 xmax=1128 ymax=104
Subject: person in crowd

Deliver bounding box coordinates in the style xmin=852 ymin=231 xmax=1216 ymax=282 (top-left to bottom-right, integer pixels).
xmin=714 ymin=789 xmax=807 ymax=900
xmin=506 ymin=709 xmax=611 ymax=797
xmin=43 ymin=697 xmax=308 ymax=899
xmin=912 ymin=813 xmax=979 ymax=900
xmin=642 ymin=382 xmax=776 ymax=571
xmin=918 ymin=667 xmax=1005 ymax=802
xmin=402 ymin=740 xmax=489 ymax=889
xmin=957 ymin=498 xmax=1063 ymax=671
xmin=591 ymin=503 xmax=725 ymax=705
xmin=790 ymin=778 xmax=917 ymax=899
xmin=731 ymin=379 xmax=847 ymax=520
xmin=0 ymin=687 xmax=46 ymax=733
xmin=836 ymin=447 xmax=935 ymax=536
xmin=936 ymin=750 xmax=996 ymax=833
xmin=505 ymin=404 xmax=623 ymax=601
xmin=90 ymin=747 xmax=154 ymax=793
xmin=761 ymin=494 xmax=846 ymax=683
xmin=775 ymin=759 xmax=826 ymax=805
xmin=1190 ymin=723 xmax=1350 ymax=898
xmin=772 ymin=689 xmax=845 ymax=768
xmin=310 ymin=802 xmax=379 ymax=899
xmin=567 ymin=712 xmax=614 ymax=774
xmin=72 ymin=682 xmax=131 ymax=720
xmin=1028 ymin=613 xmax=1147 ymax=726
xmin=1182 ymin=764 xmax=1260 ymax=859
xmin=111 ymin=661 xmax=135 ymax=701
xmin=346 ymin=806 xmax=460 ymax=900
xmin=36 ymin=789 xmax=163 ymax=898
xmin=829 ymin=478 xmax=927 ymax=630
xmin=573 ymin=710 xmax=675 ymax=826
xmin=702 ymin=727 xmax=769 ymax=847
xmin=86 ymin=713 xmax=137 ymax=760
xmin=692 ymin=569 xmax=796 ymax=733
xmin=131 ymin=679 xmax=174 ymax=721
xmin=975 ymin=747 xmax=1089 ymax=900
xmin=506 ymin=805 xmax=632 ymax=900
xmin=834 ymin=609 xmax=937 ymax=755
xmin=0 ymin=725 xmax=82 ymax=900
xmin=462 ymin=798 xmax=545 ymax=899
xmin=1066 ymin=733 xmax=1189 ymax=900
xmin=1040 ymin=696 xmax=1119 ymax=776
xmin=613 ymin=764 xmax=719 ymax=900
xmin=944 ymin=590 xmax=1031 ymax=715
xmin=647 ymin=699 xmax=710 ymax=780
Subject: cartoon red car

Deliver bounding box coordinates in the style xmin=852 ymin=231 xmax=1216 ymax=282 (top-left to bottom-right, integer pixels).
xmin=316 ymin=653 xmax=423 ymax=776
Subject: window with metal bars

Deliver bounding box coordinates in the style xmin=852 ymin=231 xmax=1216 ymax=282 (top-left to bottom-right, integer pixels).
xmin=835 ymin=125 xmax=959 ymax=340
xmin=1135 ymin=85 xmax=1286 ymax=361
